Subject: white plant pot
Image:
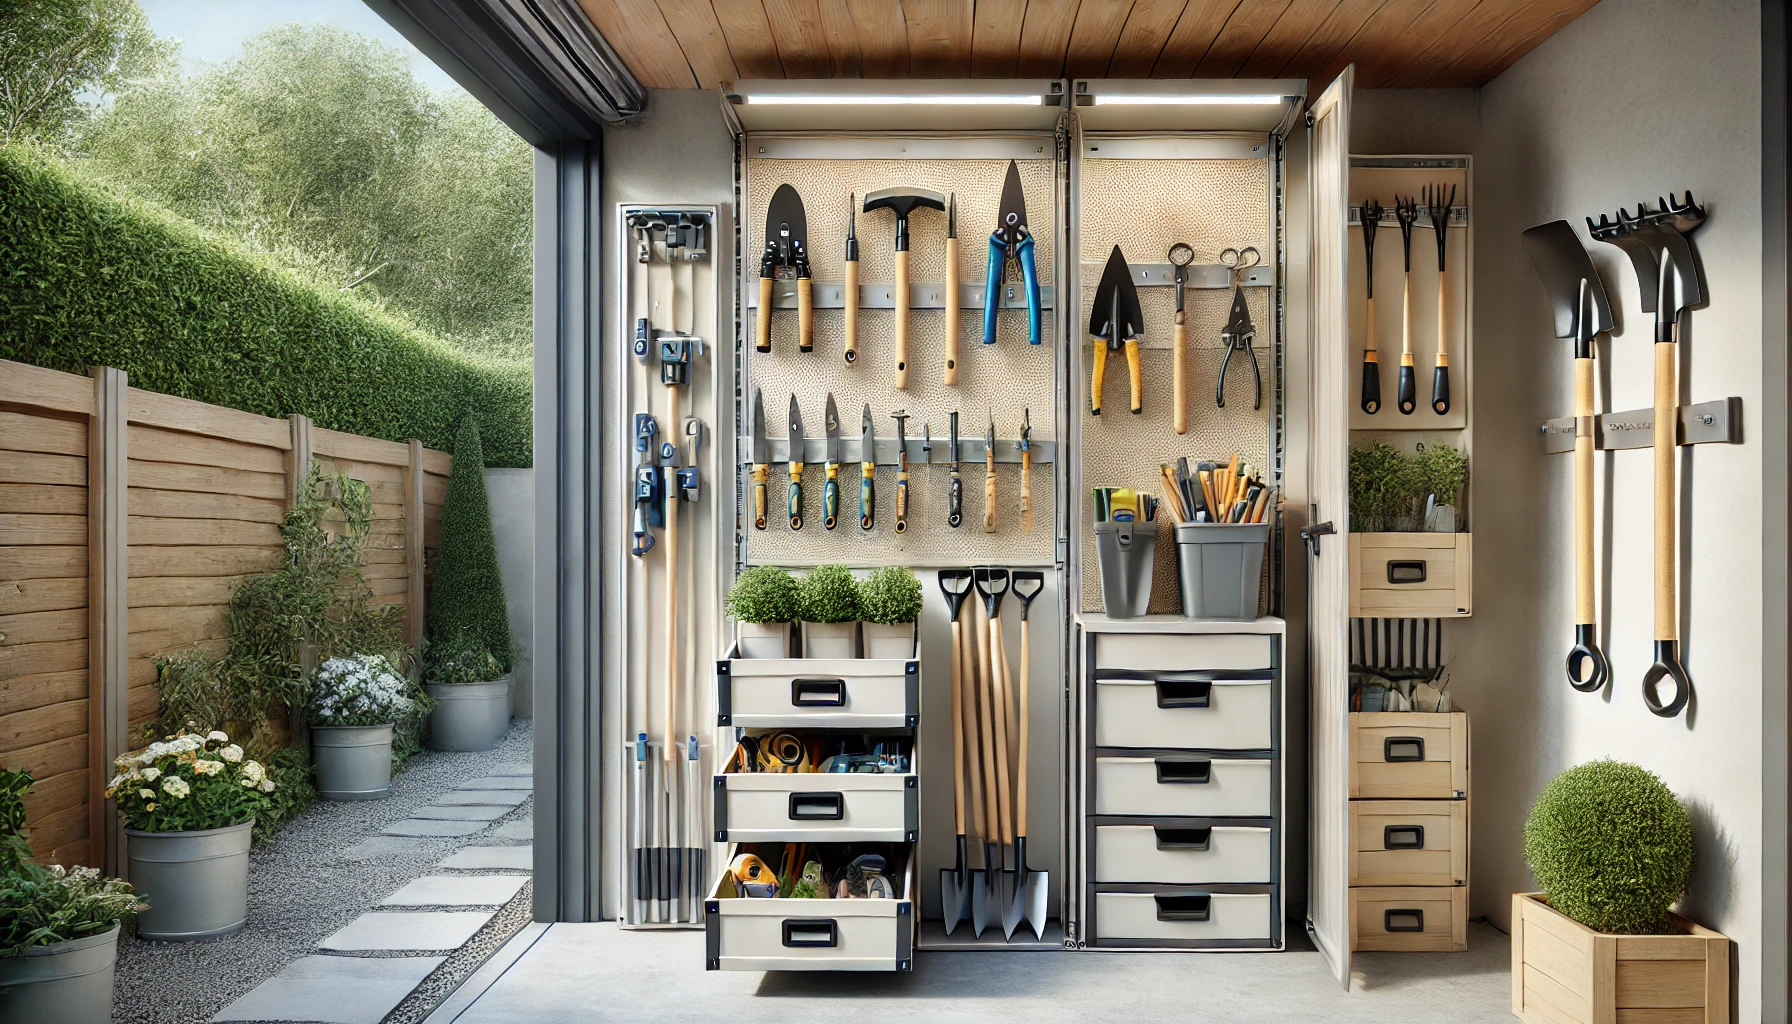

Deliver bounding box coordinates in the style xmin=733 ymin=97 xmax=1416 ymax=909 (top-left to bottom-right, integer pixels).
xmin=862 ymin=622 xmax=916 ymax=660
xmin=802 ymin=621 xmax=859 ymax=659
xmin=735 ymin=620 xmax=792 ymax=659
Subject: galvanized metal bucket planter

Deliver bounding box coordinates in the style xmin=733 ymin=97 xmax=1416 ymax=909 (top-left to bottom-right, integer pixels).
xmin=0 ymin=923 xmax=118 ymax=1024
xmin=126 ymin=822 xmax=252 ymax=941
xmin=427 ymin=678 xmax=511 ymax=752
xmin=311 ymin=723 xmax=395 ymax=800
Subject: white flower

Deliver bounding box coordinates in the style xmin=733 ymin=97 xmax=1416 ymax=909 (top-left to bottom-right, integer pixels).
xmin=221 ymin=744 xmax=244 ymax=763
xmin=108 ymin=774 xmax=126 ymax=790
xmin=141 ymin=767 xmax=161 ymax=782
xmin=258 ymin=779 xmax=276 ymax=793
xmin=138 ymin=788 xmax=155 ymax=800
xmin=207 ymin=730 xmax=229 ymax=742
xmin=194 ymin=759 xmax=224 ymax=776
xmin=162 ymin=777 xmax=190 ymax=799
xmin=240 ymin=760 xmax=265 ymax=785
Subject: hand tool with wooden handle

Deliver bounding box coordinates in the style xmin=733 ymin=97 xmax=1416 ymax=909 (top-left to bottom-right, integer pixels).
xmin=891 ymin=410 xmax=910 ymax=534
xmin=785 ymin=395 xmax=805 ymax=530
xmin=1425 ymin=184 xmax=1457 ymax=415
xmin=748 ymin=389 xmax=768 ymax=531
xmin=858 ymin=402 xmax=877 ymax=531
xmin=864 ymin=188 xmax=945 ymax=390
xmin=1169 ymin=243 xmax=1193 ymax=433
xmin=1360 ymin=198 xmax=1383 ymax=413
xmin=944 ymin=194 xmax=959 ymax=384
xmin=821 ymin=394 xmax=841 ymax=530
xmin=757 ymin=184 xmax=810 ymax=355
xmin=1004 ymin=570 xmax=1047 ymax=939
xmin=1395 ymin=195 xmax=1420 ymax=415
xmin=947 ymin=411 xmax=964 ymax=529
xmin=972 ymin=568 xmax=1011 ymax=934
xmin=937 ymin=569 xmax=974 ymax=933
xmin=982 ymin=416 xmax=997 ymax=534
xmin=1218 ymin=247 xmax=1262 ymax=410
xmin=1018 ymin=408 xmax=1033 ymax=533
xmin=1089 ymin=245 xmax=1144 ymax=415
xmin=844 ymin=195 xmax=859 ymax=364
xmin=985 ymin=160 xmax=1042 ymax=348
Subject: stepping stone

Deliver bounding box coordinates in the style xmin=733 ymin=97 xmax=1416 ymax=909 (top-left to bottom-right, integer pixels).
xmin=338 ymin=836 xmax=431 ymax=862
xmin=383 ymin=874 xmax=528 ymax=907
xmin=434 ymin=789 xmax=528 ymax=806
xmin=489 ymin=818 xmax=532 ymax=840
xmin=438 ymin=845 xmax=532 ymax=871
xmin=413 ymin=803 xmax=511 ymax=822
xmin=212 ymin=954 xmax=444 ymax=1023
xmin=462 ymin=776 xmax=532 ymax=790
xmin=318 ymin=910 xmax=494 ymax=952
xmin=382 ymin=818 xmax=486 ymax=838
xmin=488 ymin=761 xmax=533 ymax=777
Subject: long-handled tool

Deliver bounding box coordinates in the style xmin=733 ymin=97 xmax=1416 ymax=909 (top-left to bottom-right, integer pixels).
xmin=970 ymin=567 xmax=1012 ymax=935
xmin=684 ymin=732 xmax=702 ymax=923
xmin=1019 ymin=409 xmax=1033 ymax=534
xmin=1425 ymin=184 xmax=1457 ymax=415
xmin=748 ymin=389 xmax=769 ymax=531
xmin=863 ymin=188 xmax=945 ymax=389
xmin=1004 ymin=571 xmax=1046 ymax=939
xmin=1218 ymin=246 xmax=1262 ymax=410
xmin=1090 ymin=245 xmax=1144 ymax=415
xmin=1394 ymin=196 xmax=1420 ymax=415
xmin=785 ymin=395 xmax=805 ymax=529
xmin=1360 ymin=198 xmax=1384 ymax=414
xmin=1524 ymin=219 xmax=1615 ymax=693
xmin=892 ymin=410 xmax=910 ymax=534
xmin=983 ymin=415 xmax=998 ymax=534
xmin=844 ymin=195 xmax=859 ymax=365
xmin=938 ymin=569 xmax=975 ymax=933
xmin=944 ymin=194 xmax=960 ymax=384
xmin=632 ymin=731 xmax=648 ymax=922
xmin=985 ymin=159 xmax=1042 ymax=348
xmin=1169 ymin=242 xmax=1194 ymax=433
xmin=757 ymin=184 xmax=811 ymax=354
xmin=822 ymin=394 xmax=841 ymax=530
xmin=947 ymin=411 xmax=964 ymax=528
xmin=859 ymin=403 xmax=877 ymax=531
xmin=958 ymin=573 xmax=988 ymax=934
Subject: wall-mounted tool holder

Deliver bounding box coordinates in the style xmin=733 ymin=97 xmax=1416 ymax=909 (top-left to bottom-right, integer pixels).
xmin=743 ymin=436 xmax=1058 ymax=467
xmin=750 ymin=281 xmax=1057 ymax=310
xmin=1537 ymin=397 xmax=1743 ymax=453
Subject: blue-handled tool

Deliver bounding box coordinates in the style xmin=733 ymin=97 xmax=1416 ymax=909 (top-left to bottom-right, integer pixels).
xmin=984 ymin=160 xmax=1041 ymax=347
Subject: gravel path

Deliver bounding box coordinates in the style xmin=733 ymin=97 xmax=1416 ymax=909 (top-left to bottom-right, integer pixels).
xmin=113 ymin=720 xmax=534 ymax=1024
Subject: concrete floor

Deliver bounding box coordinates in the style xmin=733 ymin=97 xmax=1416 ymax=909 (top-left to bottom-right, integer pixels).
xmin=440 ymin=920 xmax=1516 ymax=1023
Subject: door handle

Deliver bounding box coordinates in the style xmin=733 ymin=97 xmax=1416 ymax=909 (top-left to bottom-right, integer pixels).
xmin=1301 ymin=516 xmax=1336 ymax=556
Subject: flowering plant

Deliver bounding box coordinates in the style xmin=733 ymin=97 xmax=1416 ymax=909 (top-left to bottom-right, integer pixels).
xmin=309 ymin=654 xmax=417 ymax=726
xmin=1 ymin=770 xmax=143 ymax=954
xmin=104 ymin=729 xmax=270 ymax=833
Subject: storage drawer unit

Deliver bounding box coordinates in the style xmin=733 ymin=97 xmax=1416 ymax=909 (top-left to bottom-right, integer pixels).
xmin=1093 ymin=756 xmax=1274 ymax=818
xmin=1349 ymin=885 xmax=1468 ymax=952
xmin=716 ymin=652 xmax=919 ymax=730
xmin=1350 ymin=712 xmax=1468 ymax=799
xmin=1093 ymin=676 xmax=1274 ymax=750
xmin=1093 ymin=633 xmax=1277 ymax=673
xmin=1094 ymin=822 xmax=1273 ymax=884
xmin=714 ymin=741 xmax=918 ymax=844
xmin=705 ymin=845 xmax=916 ymax=971
xmin=1348 ymin=533 xmax=1473 ymax=618
xmin=1350 ymin=800 xmax=1467 ymax=888
xmin=1092 ymin=888 xmax=1278 ymax=947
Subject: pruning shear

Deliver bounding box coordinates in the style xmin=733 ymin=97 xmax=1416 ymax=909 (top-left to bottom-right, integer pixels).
xmin=1218 ymin=246 xmax=1262 ymax=410
xmin=983 ymin=159 xmax=1041 ymax=346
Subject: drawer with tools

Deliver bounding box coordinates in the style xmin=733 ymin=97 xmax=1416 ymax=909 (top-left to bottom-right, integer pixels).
xmin=1350 ymin=799 xmax=1467 ymax=888
xmin=716 ymin=651 xmax=920 ymax=731
xmin=1093 ymin=673 xmax=1275 ymax=750
xmin=1092 ymin=632 xmax=1277 ymax=673
xmin=1349 ymin=885 xmax=1468 ymax=952
xmin=1092 ymin=754 xmax=1275 ymax=818
xmin=1089 ymin=886 xmax=1279 ymax=948
xmin=1349 ymin=711 xmax=1468 ymax=799
xmin=714 ymin=733 xmax=918 ymax=843
xmin=1093 ymin=820 xmax=1273 ymax=885
xmin=706 ymin=842 xmax=915 ymax=971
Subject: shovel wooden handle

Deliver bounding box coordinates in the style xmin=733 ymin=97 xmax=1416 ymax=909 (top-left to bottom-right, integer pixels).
xmin=893 ymin=249 xmax=910 ymax=389
xmin=974 ymin=598 xmax=998 ymax=850
xmin=949 ymin=619 xmax=965 ymax=835
xmin=1575 ymin=357 xmax=1595 ymax=625
xmin=1654 ymin=340 xmax=1676 ymax=641
xmin=1398 ymin=271 xmax=1416 ymax=414
xmin=843 ymin=258 xmax=859 ymax=364
xmin=1173 ymin=314 xmax=1187 ymax=434
xmin=756 ymin=276 xmax=773 ymax=353
xmin=797 ymin=278 xmax=813 ymax=353
xmin=1091 ymin=343 xmax=1108 ymax=415
xmin=989 ymin=611 xmax=1013 ymax=846
xmin=1016 ymin=619 xmax=1030 ymax=836
xmin=944 ymin=235 xmax=960 ymax=386
xmin=960 ymin=602 xmax=984 ymax=846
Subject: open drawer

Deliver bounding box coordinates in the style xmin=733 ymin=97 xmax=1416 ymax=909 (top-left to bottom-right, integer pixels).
xmin=705 ymin=844 xmax=915 ymax=971
xmin=1090 ymin=886 xmax=1279 ymax=949
xmin=1094 ymin=674 xmax=1274 ymax=750
xmin=714 ymin=738 xmax=918 ymax=843
xmin=717 ymin=650 xmax=920 ymax=730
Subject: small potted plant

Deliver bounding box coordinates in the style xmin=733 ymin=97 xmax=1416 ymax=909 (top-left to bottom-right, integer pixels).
xmin=425 ymin=633 xmax=512 ymax=752
xmin=725 ymin=566 xmax=799 ymax=658
xmin=858 ymin=566 xmax=921 ymax=659
xmin=106 ymin=729 xmax=270 ymax=941
xmin=798 ymin=564 xmax=861 ymax=658
xmin=309 ymin=654 xmax=417 ymax=800
xmin=0 ymin=770 xmax=141 ymax=1024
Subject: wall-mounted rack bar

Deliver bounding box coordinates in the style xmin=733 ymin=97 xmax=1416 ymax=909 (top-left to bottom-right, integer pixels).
xmin=741 ymin=436 xmax=1057 ymax=467
xmin=1538 ymin=397 xmax=1742 ymax=454
xmin=749 ymin=281 xmax=1055 ymax=311
xmin=1348 ymin=205 xmax=1468 ymax=228
xmin=1077 ymin=262 xmax=1273 ymax=289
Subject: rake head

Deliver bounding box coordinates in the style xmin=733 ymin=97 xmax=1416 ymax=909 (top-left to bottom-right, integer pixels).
xmin=1394 ymin=195 xmax=1420 ymax=270
xmin=1423 ymin=183 xmax=1456 ymax=271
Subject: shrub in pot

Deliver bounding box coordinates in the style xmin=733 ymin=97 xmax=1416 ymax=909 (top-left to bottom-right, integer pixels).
xmin=427 ymin=415 xmax=515 ymax=698
xmin=309 ymin=655 xmax=422 ymax=801
xmin=798 ymin=564 xmax=861 ymax=658
xmin=425 ymin=633 xmax=512 ymax=752
xmin=106 ymin=730 xmax=270 ymax=941
xmin=725 ymin=566 xmax=799 ymax=658
xmin=858 ymin=567 xmax=921 ymax=659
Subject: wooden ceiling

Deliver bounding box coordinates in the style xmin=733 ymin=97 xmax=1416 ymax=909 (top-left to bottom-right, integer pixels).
xmin=576 ymin=0 xmax=1601 ymax=93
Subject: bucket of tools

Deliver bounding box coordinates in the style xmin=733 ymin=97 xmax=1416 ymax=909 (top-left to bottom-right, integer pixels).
xmin=1174 ymin=522 xmax=1269 ymax=620
xmin=1094 ymin=520 xmax=1155 ymax=618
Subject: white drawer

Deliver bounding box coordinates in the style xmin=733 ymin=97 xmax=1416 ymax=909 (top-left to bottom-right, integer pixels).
xmin=717 ymin=654 xmax=918 ymax=730
xmin=1094 ymin=756 xmax=1273 ymax=817
xmin=1093 ymin=890 xmax=1273 ymax=943
xmin=1094 ymin=633 xmax=1275 ymax=672
xmin=714 ymin=741 xmax=918 ymax=843
xmin=705 ymin=845 xmax=915 ymax=971
xmin=1094 ymin=676 xmax=1272 ymax=749
xmin=1094 ymin=824 xmax=1272 ymax=884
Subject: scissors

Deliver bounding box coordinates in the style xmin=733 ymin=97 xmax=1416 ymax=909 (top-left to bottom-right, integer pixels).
xmin=1218 ymin=246 xmax=1262 ymax=410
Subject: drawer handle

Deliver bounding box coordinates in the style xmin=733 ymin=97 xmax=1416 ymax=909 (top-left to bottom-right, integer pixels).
xmin=791 ymin=678 xmax=847 ymax=707
xmin=1153 ymin=894 xmax=1212 ymax=922
xmin=1383 ymin=825 xmax=1425 ymax=850
xmin=1155 ymin=678 xmax=1213 ymax=709
xmin=1154 ymin=826 xmax=1213 ymax=851
xmin=1153 ymin=759 xmax=1212 ymax=784
xmin=788 ymin=792 xmax=845 ymax=820
xmin=1384 ymin=909 xmax=1425 ymax=933
xmin=1383 ymin=736 xmax=1425 ymax=762
xmin=1386 ymin=559 xmax=1428 ymax=584
xmin=782 ymin=918 xmax=839 ymax=948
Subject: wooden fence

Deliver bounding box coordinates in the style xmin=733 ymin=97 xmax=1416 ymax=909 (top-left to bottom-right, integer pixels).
xmin=0 ymin=359 xmax=447 ymax=869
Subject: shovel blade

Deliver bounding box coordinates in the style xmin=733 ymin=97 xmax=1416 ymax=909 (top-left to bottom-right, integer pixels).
xmin=1089 ymin=245 xmax=1143 ymax=342
xmin=1004 ymin=869 xmax=1050 ymax=941
xmin=940 ymin=868 xmax=972 ymax=935
xmin=969 ymin=870 xmax=995 ymax=937
xmin=1522 ymin=220 xmax=1613 ymax=342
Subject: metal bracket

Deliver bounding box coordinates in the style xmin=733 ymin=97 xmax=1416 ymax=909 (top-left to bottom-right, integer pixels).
xmin=749 ymin=281 xmax=1054 ymax=311
xmin=1539 ymin=397 xmax=1742 ymax=454
xmin=744 ymin=436 xmax=1056 ymax=467
xmin=1349 ymin=205 xmax=1468 ymax=229
xmin=1087 ymin=262 xmax=1274 ymax=289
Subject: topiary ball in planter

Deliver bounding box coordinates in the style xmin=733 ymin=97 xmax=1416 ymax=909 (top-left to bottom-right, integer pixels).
xmin=726 ymin=566 xmax=799 ymax=658
xmin=798 ymin=564 xmax=861 ymax=659
xmin=858 ymin=566 xmax=922 ymax=659
xmin=1523 ymin=760 xmax=1694 ymax=933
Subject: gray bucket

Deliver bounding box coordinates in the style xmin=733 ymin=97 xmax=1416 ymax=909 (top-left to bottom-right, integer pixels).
xmin=427 ymin=678 xmax=511 ymax=752
xmin=312 ymin=723 xmax=395 ymax=800
xmin=0 ymin=923 xmax=117 ymax=1024
xmin=126 ymin=823 xmax=252 ymax=941
xmin=1094 ymin=520 xmax=1156 ymax=618
xmin=1174 ymin=522 xmax=1270 ymax=620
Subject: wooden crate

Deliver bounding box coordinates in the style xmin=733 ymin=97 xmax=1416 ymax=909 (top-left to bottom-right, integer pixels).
xmin=1348 ymin=532 xmax=1472 ymax=617
xmin=1349 ymin=711 xmax=1468 ymax=799
xmin=1512 ymin=893 xmax=1731 ymax=1024
xmin=1349 ymin=884 xmax=1467 ymax=951
xmin=1350 ymin=798 xmax=1467 ymax=887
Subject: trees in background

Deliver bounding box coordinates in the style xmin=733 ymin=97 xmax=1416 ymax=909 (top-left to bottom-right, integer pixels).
xmin=0 ymin=0 xmax=173 ymax=145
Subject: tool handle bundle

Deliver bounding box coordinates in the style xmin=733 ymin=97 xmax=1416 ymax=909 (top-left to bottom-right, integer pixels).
xmin=1155 ymin=455 xmax=1273 ymax=526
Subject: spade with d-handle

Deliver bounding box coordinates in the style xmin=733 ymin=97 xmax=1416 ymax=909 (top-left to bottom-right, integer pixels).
xmin=1523 ymin=219 xmax=1614 ymax=694
xmin=937 ymin=569 xmax=975 ymax=934
xmin=1003 ymin=571 xmax=1048 ymax=940
xmin=970 ymin=567 xmax=1012 ymax=936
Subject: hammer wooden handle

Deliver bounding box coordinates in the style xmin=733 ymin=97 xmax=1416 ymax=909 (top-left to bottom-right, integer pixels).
xmin=1173 ymin=315 xmax=1187 ymax=434
xmin=797 ymin=278 xmax=813 ymax=353
xmin=756 ymin=276 xmax=773 ymax=353
xmin=983 ymin=453 xmax=997 ymax=534
xmin=944 ymin=236 xmax=959 ymax=386
xmin=843 ymin=259 xmax=859 ymax=364
xmin=893 ymin=250 xmax=910 ymax=389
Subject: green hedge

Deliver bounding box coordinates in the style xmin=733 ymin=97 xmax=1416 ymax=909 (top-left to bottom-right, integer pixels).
xmin=428 ymin=416 xmax=514 ymax=671
xmin=0 ymin=145 xmax=531 ymax=466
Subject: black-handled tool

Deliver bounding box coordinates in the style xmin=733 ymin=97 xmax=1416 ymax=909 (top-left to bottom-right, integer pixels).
xmin=858 ymin=403 xmax=876 ymax=531
xmin=786 ymin=394 xmax=804 ymax=530
xmin=985 ymin=160 xmax=1041 ymax=347
xmin=1218 ymin=246 xmax=1262 ymax=410
xmin=757 ymin=184 xmax=810 ymax=355
xmin=947 ymin=411 xmax=963 ymax=528
xmin=1395 ymin=195 xmax=1420 ymax=415
xmin=1425 ymin=184 xmax=1457 ymax=415
xmin=1360 ymin=198 xmax=1383 ymax=414
xmin=822 ymin=393 xmax=841 ymax=530
xmin=891 ymin=410 xmax=910 ymax=534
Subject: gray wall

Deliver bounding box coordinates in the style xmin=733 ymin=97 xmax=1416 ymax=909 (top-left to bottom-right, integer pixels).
xmin=487 ymin=467 xmax=535 ymax=718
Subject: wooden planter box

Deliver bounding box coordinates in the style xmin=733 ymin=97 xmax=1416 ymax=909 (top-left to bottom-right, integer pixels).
xmin=1512 ymin=893 xmax=1730 ymax=1024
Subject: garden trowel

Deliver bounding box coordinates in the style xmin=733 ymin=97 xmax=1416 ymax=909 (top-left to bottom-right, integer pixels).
xmin=1089 ymin=245 xmax=1143 ymax=415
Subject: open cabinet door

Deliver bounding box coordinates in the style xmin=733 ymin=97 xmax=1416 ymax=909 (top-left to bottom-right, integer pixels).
xmin=1304 ymin=66 xmax=1353 ymax=986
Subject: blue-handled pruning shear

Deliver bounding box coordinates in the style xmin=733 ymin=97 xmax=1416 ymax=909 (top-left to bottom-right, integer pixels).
xmin=984 ymin=159 xmax=1041 ymax=346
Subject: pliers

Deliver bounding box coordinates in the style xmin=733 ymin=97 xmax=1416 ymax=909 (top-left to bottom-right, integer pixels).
xmin=984 ymin=159 xmax=1041 ymax=346
xmin=1218 ymin=246 xmax=1262 ymax=410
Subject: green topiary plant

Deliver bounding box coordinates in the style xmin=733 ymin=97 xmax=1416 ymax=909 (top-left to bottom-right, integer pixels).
xmin=798 ymin=564 xmax=861 ymax=624
xmin=1524 ymin=760 xmax=1694 ymax=933
xmin=1413 ymin=441 xmax=1469 ymax=507
xmin=725 ymin=566 xmax=800 ymax=624
xmin=428 ymin=416 xmax=515 ymax=672
xmin=858 ymin=567 xmax=923 ymax=625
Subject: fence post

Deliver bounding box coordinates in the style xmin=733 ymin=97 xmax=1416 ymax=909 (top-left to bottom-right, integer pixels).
xmin=87 ymin=367 xmax=127 ymax=875
xmin=287 ymin=415 xmax=314 ymax=749
xmin=405 ymin=440 xmax=426 ymax=663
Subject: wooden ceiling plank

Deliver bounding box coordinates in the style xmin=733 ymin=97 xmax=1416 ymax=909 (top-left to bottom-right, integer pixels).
xmin=816 ymin=0 xmax=865 ymax=77
xmin=1149 ymin=0 xmax=1240 ymax=78
xmin=972 ymin=0 xmax=1029 ymax=78
xmin=653 ymin=0 xmax=740 ymax=87
xmin=1236 ymin=0 xmax=1341 ymax=79
xmin=577 ymin=0 xmax=698 ymax=88
xmin=1272 ymin=0 xmax=1386 ymax=80
xmin=906 ymin=0 xmax=976 ymax=78
xmin=846 ymin=0 xmax=910 ymax=77
xmin=1354 ymin=0 xmax=1485 ymax=89
xmin=1107 ymin=0 xmax=1191 ymax=78
xmin=762 ymin=0 xmax=834 ymax=77
xmin=1016 ymin=0 xmax=1082 ymax=77
xmin=1308 ymin=0 xmax=1432 ymax=90
xmin=1195 ymin=0 xmax=1294 ymax=78
xmin=1064 ymin=0 xmax=1136 ymax=78
xmin=1381 ymin=0 xmax=1524 ymax=88
xmin=1441 ymin=0 xmax=1599 ymax=87
xmin=713 ymin=0 xmax=787 ymax=78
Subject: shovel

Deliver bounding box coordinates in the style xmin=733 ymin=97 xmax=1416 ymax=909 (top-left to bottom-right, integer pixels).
xmin=937 ymin=569 xmax=974 ymax=934
xmin=1003 ymin=571 xmax=1048 ymax=940
xmin=970 ymin=567 xmax=1011 ymax=935
xmin=1523 ymin=219 xmax=1614 ymax=693
xmin=1089 ymin=246 xmax=1144 ymax=415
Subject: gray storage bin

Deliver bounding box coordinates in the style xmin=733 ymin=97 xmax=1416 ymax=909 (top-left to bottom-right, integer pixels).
xmin=1174 ymin=523 xmax=1270 ymax=620
xmin=1094 ymin=520 xmax=1155 ymax=618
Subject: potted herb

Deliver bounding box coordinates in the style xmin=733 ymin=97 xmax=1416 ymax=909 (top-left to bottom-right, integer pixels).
xmin=106 ymin=729 xmax=270 ymax=941
xmin=858 ymin=567 xmax=921 ymax=659
xmin=725 ymin=566 xmax=799 ymax=658
xmin=308 ymin=654 xmax=418 ymax=800
xmin=798 ymin=564 xmax=861 ymax=658
xmin=0 ymin=770 xmax=141 ymax=1024
xmin=1413 ymin=441 xmax=1469 ymax=532
xmin=424 ymin=633 xmax=512 ymax=752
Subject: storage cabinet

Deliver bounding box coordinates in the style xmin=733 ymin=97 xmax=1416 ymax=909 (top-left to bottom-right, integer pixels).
xmin=1347 ymin=712 xmax=1468 ymax=952
xmin=706 ymin=844 xmax=916 ymax=972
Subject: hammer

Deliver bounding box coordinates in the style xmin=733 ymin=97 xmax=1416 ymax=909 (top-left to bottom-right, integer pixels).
xmin=863 ymin=187 xmax=945 ymax=390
